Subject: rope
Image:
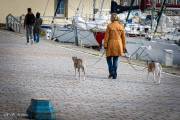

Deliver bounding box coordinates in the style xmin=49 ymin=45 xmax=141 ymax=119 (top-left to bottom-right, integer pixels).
xmin=125 ymin=52 xmax=147 ymax=71
xmin=43 ymin=0 xmax=50 ymax=16
xmin=53 ymin=29 xmax=73 ymax=39
xmin=78 ymin=30 xmax=93 ymax=39
xmin=123 ymin=45 xmax=155 ymax=71
xmin=87 ymin=51 xmax=105 ymax=67
xmin=86 ymin=50 xmax=148 ymax=71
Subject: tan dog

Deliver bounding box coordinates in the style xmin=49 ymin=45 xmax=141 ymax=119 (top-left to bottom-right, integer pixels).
xmin=72 ymin=56 xmax=86 ymax=80
xmin=147 ymin=61 xmax=162 ymax=84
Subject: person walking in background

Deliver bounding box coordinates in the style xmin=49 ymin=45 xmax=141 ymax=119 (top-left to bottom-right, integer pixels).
xmin=104 ymin=13 xmax=127 ymax=79
xmin=33 ymin=12 xmax=43 ymax=43
xmin=24 ymin=8 xmax=35 ymax=45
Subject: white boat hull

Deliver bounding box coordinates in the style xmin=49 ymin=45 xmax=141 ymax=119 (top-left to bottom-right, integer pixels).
xmin=52 ymin=24 xmax=99 ymax=46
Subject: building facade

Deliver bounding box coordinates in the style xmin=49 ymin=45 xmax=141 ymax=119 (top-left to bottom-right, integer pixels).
xmin=0 ymin=0 xmax=111 ymax=24
xmin=0 ymin=0 xmax=179 ymax=24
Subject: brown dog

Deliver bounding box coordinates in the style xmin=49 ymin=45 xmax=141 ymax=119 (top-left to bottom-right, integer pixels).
xmin=147 ymin=61 xmax=162 ymax=84
xmin=72 ymin=56 xmax=86 ymax=80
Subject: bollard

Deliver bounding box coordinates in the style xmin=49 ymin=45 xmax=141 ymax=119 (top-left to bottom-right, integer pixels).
xmin=46 ymin=29 xmax=52 ymax=40
xmin=163 ymin=49 xmax=173 ymax=66
xmin=27 ymin=98 xmax=56 ymax=120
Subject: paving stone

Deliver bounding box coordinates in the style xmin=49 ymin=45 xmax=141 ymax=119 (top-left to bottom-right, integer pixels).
xmin=0 ymin=30 xmax=180 ymax=120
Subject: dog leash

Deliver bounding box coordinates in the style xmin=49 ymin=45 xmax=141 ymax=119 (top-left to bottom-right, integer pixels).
xmin=124 ymin=52 xmax=147 ymax=71
xmin=87 ymin=49 xmax=147 ymax=71
xmin=87 ymin=51 xmax=105 ymax=67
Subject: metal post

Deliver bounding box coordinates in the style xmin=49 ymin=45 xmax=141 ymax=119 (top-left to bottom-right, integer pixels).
xmin=72 ymin=18 xmax=78 ymax=46
xmin=19 ymin=23 xmax=21 ymax=33
xmin=16 ymin=23 xmax=18 ymax=32
xmin=6 ymin=16 xmax=9 ymax=30
xmin=74 ymin=26 xmax=79 ymax=46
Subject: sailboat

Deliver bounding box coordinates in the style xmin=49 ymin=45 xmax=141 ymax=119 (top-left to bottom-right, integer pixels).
xmin=51 ymin=0 xmax=110 ymax=47
xmin=70 ymin=0 xmax=151 ymax=45
xmin=56 ymin=0 xmax=146 ymax=46
xmin=49 ymin=0 xmax=176 ymax=46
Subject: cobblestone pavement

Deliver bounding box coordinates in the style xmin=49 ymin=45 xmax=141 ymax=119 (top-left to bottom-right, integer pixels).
xmin=0 ymin=30 xmax=180 ymax=120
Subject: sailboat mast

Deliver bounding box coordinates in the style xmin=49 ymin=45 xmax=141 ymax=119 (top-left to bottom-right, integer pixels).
xmin=125 ymin=0 xmax=136 ymax=27
xmin=93 ymin=0 xmax=96 ymax=20
xmin=154 ymin=0 xmax=167 ymax=33
xmin=76 ymin=0 xmax=83 ymax=16
xmin=151 ymin=0 xmax=156 ymax=31
xmin=43 ymin=0 xmax=50 ymax=16
xmin=51 ymin=0 xmax=62 ymax=40
xmin=99 ymin=0 xmax=105 ymax=17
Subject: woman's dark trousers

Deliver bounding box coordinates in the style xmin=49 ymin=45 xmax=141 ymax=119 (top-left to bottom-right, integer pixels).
xmin=106 ymin=56 xmax=119 ymax=79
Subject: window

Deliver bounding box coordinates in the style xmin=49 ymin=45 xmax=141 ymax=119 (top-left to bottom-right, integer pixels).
xmin=56 ymin=0 xmax=68 ymax=18
xmin=167 ymin=0 xmax=171 ymax=3
xmin=177 ymin=0 xmax=180 ymax=4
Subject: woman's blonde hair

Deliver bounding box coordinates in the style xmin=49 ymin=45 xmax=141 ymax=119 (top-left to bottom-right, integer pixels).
xmin=111 ymin=13 xmax=119 ymax=22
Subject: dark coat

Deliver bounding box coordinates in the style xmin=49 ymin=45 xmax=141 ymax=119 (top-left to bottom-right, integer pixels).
xmin=33 ymin=18 xmax=43 ymax=34
xmin=24 ymin=13 xmax=35 ymax=26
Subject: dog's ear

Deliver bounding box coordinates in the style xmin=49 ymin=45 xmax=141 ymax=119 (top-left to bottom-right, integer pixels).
xmin=72 ymin=56 xmax=77 ymax=61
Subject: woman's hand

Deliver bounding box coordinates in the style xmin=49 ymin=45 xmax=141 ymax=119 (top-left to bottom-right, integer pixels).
xmin=123 ymin=48 xmax=127 ymax=53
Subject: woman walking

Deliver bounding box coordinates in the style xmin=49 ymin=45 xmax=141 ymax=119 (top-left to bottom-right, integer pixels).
xmin=104 ymin=13 xmax=127 ymax=79
xmin=33 ymin=12 xmax=43 ymax=43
